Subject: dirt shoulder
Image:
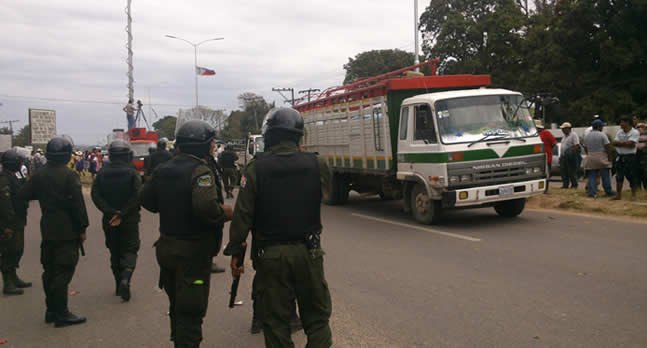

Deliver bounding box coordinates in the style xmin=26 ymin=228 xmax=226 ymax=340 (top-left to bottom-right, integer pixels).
xmin=527 ymin=186 xmax=647 ymax=222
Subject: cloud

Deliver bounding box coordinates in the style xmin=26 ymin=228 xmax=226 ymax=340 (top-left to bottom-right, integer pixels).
xmin=0 ymin=0 xmax=421 ymax=144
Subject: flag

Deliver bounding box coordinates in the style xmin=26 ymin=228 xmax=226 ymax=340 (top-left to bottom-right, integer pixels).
xmin=196 ymin=66 xmax=216 ymax=76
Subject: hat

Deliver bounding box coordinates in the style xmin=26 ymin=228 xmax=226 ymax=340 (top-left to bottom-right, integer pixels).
xmin=592 ymin=119 xmax=606 ymax=127
xmin=534 ymin=120 xmax=544 ymax=129
xmin=559 ymin=122 xmax=572 ymax=129
xmin=592 ymin=114 xmax=600 ymax=120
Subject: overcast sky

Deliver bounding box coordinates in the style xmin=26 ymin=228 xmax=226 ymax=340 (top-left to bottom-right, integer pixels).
xmin=0 ymin=1 xmax=423 ymax=145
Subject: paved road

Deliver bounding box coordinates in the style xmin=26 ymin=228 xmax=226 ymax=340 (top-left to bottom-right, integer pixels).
xmin=2 ymin=192 xmax=647 ymax=347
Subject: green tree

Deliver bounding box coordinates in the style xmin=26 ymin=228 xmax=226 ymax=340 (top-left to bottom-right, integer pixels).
xmin=12 ymin=125 xmax=30 ymax=147
xmin=152 ymin=116 xmax=177 ymax=140
xmin=237 ymin=93 xmax=271 ymax=134
xmin=343 ymin=49 xmax=419 ymax=84
xmin=0 ymin=127 xmax=11 ymax=135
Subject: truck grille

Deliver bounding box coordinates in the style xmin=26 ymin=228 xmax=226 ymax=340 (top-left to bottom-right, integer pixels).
xmin=447 ymin=154 xmax=545 ymax=189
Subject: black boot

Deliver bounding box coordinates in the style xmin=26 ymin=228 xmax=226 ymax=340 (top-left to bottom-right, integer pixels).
xmin=211 ymin=263 xmax=225 ymax=273
xmin=54 ymin=311 xmax=87 ymax=328
xmin=119 ymin=270 xmax=132 ymax=302
xmin=2 ymin=271 xmax=24 ymax=295
xmin=12 ymin=270 xmax=32 ymax=288
xmin=45 ymin=311 xmax=56 ymax=324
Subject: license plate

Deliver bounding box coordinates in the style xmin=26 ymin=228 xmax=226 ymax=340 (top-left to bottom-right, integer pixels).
xmin=499 ymin=186 xmax=514 ymax=195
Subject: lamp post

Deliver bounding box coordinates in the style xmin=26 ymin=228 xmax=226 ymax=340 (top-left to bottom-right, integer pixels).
xmin=414 ymin=0 xmax=420 ymax=72
xmin=165 ymin=35 xmax=224 ymax=111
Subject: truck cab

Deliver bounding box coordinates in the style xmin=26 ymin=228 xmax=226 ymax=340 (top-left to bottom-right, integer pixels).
xmin=396 ymin=89 xmax=546 ymax=223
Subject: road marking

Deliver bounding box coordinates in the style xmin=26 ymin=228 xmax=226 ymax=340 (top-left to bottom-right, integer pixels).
xmin=351 ymin=213 xmax=482 ymax=242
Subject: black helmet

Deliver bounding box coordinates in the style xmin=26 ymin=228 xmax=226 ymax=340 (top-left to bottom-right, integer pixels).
xmin=108 ymin=139 xmax=132 ymax=161
xmin=1 ymin=149 xmax=22 ymax=172
xmin=157 ymin=137 xmax=169 ymax=150
xmin=45 ymin=136 xmax=73 ymax=163
xmin=175 ymin=120 xmax=216 ymax=158
xmin=262 ymin=107 xmax=304 ymax=149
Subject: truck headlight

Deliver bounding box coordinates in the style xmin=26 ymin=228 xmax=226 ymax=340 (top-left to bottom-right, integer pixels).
xmin=533 ymin=167 xmax=542 ymax=174
xmin=460 ymin=174 xmax=472 ymax=182
xmin=449 ymin=175 xmax=459 ymax=184
xmin=525 ymin=168 xmax=533 ymax=175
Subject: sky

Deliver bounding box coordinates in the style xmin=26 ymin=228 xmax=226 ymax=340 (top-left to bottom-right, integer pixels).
xmin=0 ymin=0 xmax=423 ymax=145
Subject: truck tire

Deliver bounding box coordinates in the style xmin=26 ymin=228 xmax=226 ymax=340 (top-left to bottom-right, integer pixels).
xmin=323 ymin=174 xmax=340 ymax=205
xmin=337 ymin=178 xmax=349 ymax=205
xmin=410 ymin=183 xmax=441 ymax=225
xmin=494 ymin=198 xmax=526 ymax=218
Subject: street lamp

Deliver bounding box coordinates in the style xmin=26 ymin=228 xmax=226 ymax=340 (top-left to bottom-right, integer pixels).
xmin=413 ymin=0 xmax=420 ymax=72
xmin=165 ymin=35 xmax=224 ymax=111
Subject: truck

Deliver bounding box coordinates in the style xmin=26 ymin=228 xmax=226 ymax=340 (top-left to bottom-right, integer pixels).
xmin=125 ymin=127 xmax=158 ymax=174
xmin=295 ymin=60 xmax=546 ymax=224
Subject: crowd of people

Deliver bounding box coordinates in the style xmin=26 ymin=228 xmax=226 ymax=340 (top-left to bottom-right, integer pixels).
xmin=536 ymin=115 xmax=647 ymax=200
xmin=0 ymin=107 xmax=332 ymax=348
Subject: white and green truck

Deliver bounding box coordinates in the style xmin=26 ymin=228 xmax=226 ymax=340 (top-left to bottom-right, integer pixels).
xmin=295 ymin=63 xmax=546 ymax=224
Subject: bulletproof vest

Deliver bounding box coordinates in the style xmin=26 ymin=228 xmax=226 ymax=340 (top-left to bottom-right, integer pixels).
xmin=97 ymin=163 xmax=136 ymax=211
xmin=153 ymin=156 xmax=209 ymax=239
xmin=219 ymin=151 xmax=237 ymax=168
xmin=1 ymin=171 xmax=28 ymax=219
xmin=150 ymin=150 xmax=172 ymax=173
xmin=254 ymin=152 xmax=322 ymax=242
xmin=206 ymin=157 xmax=224 ymax=203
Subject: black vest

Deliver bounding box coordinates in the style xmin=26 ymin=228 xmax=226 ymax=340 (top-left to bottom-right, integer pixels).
xmin=254 ymin=152 xmax=322 ymax=242
xmin=153 ymin=156 xmax=208 ymax=239
xmin=150 ymin=150 xmax=172 ymax=173
xmin=219 ymin=151 xmax=237 ymax=168
xmin=1 ymin=171 xmax=28 ymax=220
xmin=97 ymin=163 xmax=137 ymax=212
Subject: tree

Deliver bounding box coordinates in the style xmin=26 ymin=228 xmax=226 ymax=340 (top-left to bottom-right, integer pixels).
xmin=343 ymin=49 xmax=419 ymax=84
xmin=237 ymin=93 xmax=271 ymax=134
xmin=0 ymin=127 xmax=11 ymax=135
xmin=12 ymin=125 xmax=29 ymax=147
xmin=152 ymin=116 xmax=177 ymax=140
xmin=176 ymin=106 xmax=228 ymax=134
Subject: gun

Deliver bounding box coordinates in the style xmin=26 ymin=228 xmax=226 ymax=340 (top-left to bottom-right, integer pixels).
xmin=228 ymin=245 xmax=247 ymax=308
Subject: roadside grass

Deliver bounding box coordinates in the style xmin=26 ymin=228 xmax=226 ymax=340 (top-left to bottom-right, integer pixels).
xmin=527 ymin=186 xmax=647 ymax=221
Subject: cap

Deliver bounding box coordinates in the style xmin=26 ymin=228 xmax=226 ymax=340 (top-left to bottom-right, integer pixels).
xmin=534 ymin=120 xmax=544 ymax=129
xmin=560 ymin=122 xmax=572 ymax=129
xmin=591 ymin=119 xmax=606 ymax=127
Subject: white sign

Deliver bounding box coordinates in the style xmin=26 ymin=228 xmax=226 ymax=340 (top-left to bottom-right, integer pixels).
xmin=29 ymin=108 xmax=57 ymax=144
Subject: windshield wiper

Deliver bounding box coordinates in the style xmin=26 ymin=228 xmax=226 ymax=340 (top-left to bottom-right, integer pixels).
xmin=503 ymin=135 xmax=527 ymax=143
xmin=468 ymin=133 xmax=507 ymax=147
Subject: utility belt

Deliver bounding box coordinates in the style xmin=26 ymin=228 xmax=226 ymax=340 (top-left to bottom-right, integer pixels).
xmin=254 ymin=229 xmax=322 ymax=257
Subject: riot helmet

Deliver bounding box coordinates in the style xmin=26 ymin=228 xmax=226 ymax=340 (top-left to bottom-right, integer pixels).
xmin=45 ymin=136 xmax=73 ymax=164
xmin=175 ymin=120 xmax=216 ymax=158
xmin=108 ymin=139 xmax=133 ymax=162
xmin=1 ymin=149 xmax=22 ymax=172
xmin=157 ymin=137 xmax=169 ymax=150
xmin=262 ymin=107 xmax=304 ymax=149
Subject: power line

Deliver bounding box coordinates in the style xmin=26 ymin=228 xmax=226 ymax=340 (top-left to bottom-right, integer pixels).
xmin=272 ymin=88 xmax=295 ymax=106
xmin=0 ymin=94 xmax=229 ymax=109
xmin=0 ymin=120 xmax=20 ymax=134
xmin=298 ymin=89 xmax=320 ymax=103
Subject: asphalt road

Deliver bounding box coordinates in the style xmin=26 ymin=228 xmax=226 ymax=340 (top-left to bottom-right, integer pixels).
xmin=2 ymin=191 xmax=647 ymax=347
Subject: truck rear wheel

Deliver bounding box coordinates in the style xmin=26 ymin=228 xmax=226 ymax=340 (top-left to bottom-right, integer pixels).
xmin=494 ymin=198 xmax=526 ymax=218
xmin=410 ymin=183 xmax=441 ymax=225
xmin=323 ymin=174 xmax=348 ymax=205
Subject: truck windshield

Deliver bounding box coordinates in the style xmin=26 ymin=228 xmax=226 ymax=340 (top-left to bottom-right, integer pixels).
xmin=435 ymin=94 xmax=535 ymax=144
xmin=253 ymin=137 xmax=264 ymax=153
xmin=131 ymin=143 xmax=153 ymax=157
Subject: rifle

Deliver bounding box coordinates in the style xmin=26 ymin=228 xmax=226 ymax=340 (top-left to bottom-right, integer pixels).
xmin=228 ymin=244 xmax=247 ymax=308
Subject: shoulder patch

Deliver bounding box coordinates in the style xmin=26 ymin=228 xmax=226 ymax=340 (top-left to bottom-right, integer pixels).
xmin=240 ymin=175 xmax=247 ymax=188
xmin=197 ymin=175 xmax=213 ymax=187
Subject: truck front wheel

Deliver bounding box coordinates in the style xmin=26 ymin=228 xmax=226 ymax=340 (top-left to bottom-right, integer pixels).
xmin=410 ymin=183 xmax=441 ymax=225
xmin=494 ymin=198 xmax=526 ymax=218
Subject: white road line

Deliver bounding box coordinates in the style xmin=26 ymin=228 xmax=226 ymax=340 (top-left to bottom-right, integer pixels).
xmin=351 ymin=213 xmax=482 ymax=242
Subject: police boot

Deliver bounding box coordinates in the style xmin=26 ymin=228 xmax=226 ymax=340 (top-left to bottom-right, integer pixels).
xmin=11 ymin=270 xmax=32 ymax=288
xmin=119 ymin=270 xmax=133 ymax=302
xmin=54 ymin=311 xmax=87 ymax=328
xmin=290 ymin=310 xmax=303 ymax=333
xmin=2 ymin=271 xmax=24 ymax=296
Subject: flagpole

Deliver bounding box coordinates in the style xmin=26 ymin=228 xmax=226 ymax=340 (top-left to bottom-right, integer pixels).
xmin=165 ymin=35 xmax=224 ymax=116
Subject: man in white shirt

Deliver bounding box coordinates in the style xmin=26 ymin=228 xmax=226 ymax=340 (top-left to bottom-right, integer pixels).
xmin=559 ymin=122 xmax=580 ymax=189
xmin=612 ymin=115 xmax=641 ymax=200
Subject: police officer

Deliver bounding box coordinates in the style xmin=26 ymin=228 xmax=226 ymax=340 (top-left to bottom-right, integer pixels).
xmin=91 ymin=140 xmax=142 ymax=301
xmin=144 ymin=137 xmax=173 ymax=180
xmin=0 ymin=149 xmax=31 ymax=295
xmin=18 ymin=136 xmax=88 ymax=327
xmin=140 ymin=120 xmax=233 ymax=347
xmin=218 ymin=143 xmax=238 ymax=199
xmin=224 ymin=107 xmax=333 ymax=348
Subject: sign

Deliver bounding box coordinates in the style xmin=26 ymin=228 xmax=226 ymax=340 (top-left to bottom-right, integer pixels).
xmin=28 ymin=109 xmax=56 ymax=145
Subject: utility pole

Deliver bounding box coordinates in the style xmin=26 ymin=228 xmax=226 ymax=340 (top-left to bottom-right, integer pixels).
xmin=272 ymin=88 xmax=295 ymax=106
xmin=0 ymin=120 xmax=20 ymax=134
xmin=242 ymin=96 xmax=264 ymax=131
xmin=414 ymin=0 xmax=420 ymax=72
xmin=125 ymin=0 xmax=134 ymax=102
xmin=298 ymin=89 xmax=320 ymax=103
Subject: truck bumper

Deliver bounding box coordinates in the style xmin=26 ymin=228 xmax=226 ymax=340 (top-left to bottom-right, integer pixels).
xmin=443 ymin=179 xmax=546 ymax=208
